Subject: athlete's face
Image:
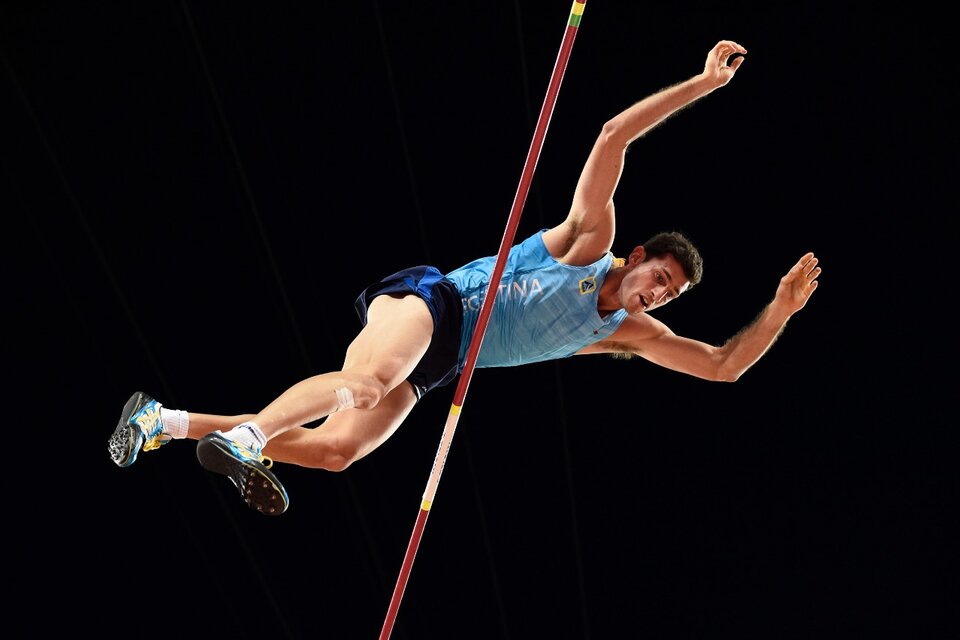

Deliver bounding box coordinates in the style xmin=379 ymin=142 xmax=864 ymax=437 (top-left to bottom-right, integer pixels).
xmin=619 ymin=249 xmax=690 ymax=315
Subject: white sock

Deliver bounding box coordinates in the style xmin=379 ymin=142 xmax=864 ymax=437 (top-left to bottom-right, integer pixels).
xmin=224 ymin=421 xmax=267 ymax=451
xmin=160 ymin=408 xmax=189 ymax=439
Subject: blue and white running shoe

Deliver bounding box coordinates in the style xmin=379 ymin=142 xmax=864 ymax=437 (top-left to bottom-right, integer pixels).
xmin=108 ymin=391 xmax=168 ymax=468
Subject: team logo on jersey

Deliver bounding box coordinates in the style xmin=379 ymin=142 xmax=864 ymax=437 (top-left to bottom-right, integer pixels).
xmin=579 ymin=276 xmax=597 ymax=295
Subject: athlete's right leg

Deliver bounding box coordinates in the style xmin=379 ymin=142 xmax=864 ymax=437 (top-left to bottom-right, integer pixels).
xmin=109 ymin=293 xmax=433 ymax=462
xmin=110 ymin=293 xmax=437 ymax=514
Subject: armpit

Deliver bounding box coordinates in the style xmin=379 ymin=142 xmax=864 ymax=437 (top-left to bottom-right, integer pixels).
xmin=583 ymin=339 xmax=638 ymax=358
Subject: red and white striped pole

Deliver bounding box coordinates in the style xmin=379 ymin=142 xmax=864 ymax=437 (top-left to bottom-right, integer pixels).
xmin=379 ymin=3 xmax=587 ymax=637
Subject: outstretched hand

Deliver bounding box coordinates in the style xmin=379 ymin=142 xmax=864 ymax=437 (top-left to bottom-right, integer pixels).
xmin=776 ymin=252 xmax=821 ymax=315
xmin=703 ymin=40 xmax=747 ymax=88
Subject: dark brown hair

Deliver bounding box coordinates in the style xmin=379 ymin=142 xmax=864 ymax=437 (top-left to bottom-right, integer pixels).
xmin=641 ymin=231 xmax=703 ymax=288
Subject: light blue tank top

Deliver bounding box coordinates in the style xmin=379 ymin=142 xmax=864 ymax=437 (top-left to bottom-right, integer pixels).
xmin=445 ymin=230 xmax=628 ymax=370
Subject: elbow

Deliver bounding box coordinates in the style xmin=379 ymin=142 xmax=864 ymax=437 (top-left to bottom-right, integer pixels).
xmin=716 ymin=371 xmax=742 ymax=383
xmin=711 ymin=357 xmax=744 ymax=383
xmin=601 ymin=119 xmax=619 ymax=137
xmin=600 ymin=119 xmax=631 ymax=149
xmin=708 ymin=344 xmax=751 ymax=383
xmin=700 ymin=367 xmax=740 ymax=383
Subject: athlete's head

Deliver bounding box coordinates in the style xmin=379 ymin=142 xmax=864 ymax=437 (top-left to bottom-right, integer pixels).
xmin=641 ymin=231 xmax=703 ymax=289
xmin=615 ymin=231 xmax=703 ymax=315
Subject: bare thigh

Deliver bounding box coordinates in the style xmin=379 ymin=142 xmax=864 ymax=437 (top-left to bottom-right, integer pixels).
xmin=343 ymin=294 xmax=435 ymax=391
xmin=227 ymin=293 xmax=436 ymax=439
xmin=263 ymin=294 xmax=433 ymax=468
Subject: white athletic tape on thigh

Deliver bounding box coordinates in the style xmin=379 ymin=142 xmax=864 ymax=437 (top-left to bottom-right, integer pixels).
xmin=335 ymin=387 xmax=355 ymax=411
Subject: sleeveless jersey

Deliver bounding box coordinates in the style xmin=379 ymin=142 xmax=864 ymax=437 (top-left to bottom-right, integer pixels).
xmin=445 ymin=229 xmax=628 ymax=370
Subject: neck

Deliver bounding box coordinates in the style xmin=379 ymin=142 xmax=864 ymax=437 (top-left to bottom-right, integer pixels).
xmin=597 ymin=268 xmax=625 ymax=314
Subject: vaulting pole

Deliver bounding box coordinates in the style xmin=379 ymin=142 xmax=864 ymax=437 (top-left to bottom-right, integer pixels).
xmin=379 ymin=3 xmax=587 ymax=637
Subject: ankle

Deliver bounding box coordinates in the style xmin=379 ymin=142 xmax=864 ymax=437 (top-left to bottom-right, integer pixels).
xmin=225 ymin=422 xmax=267 ymax=450
xmin=160 ymin=408 xmax=189 ymax=439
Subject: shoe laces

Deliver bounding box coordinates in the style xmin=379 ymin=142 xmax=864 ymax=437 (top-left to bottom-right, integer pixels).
xmin=135 ymin=403 xmax=169 ymax=452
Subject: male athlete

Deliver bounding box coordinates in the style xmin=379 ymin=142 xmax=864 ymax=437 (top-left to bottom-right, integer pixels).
xmin=109 ymin=40 xmax=820 ymax=515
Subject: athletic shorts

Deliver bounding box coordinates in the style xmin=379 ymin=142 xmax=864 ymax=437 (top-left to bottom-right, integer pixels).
xmin=354 ymin=266 xmax=463 ymax=400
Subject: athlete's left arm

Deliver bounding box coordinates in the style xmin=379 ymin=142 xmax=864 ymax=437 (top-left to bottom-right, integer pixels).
xmin=543 ymin=40 xmax=746 ymax=266
xmin=595 ymin=252 xmax=821 ymax=381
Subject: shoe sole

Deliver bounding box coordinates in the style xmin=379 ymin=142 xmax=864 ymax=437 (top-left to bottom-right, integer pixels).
xmin=108 ymin=391 xmax=149 ymax=468
xmin=196 ymin=435 xmax=289 ymax=516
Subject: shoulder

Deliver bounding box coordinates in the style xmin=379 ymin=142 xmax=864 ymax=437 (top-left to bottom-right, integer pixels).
xmin=541 ymin=207 xmax=615 ymax=266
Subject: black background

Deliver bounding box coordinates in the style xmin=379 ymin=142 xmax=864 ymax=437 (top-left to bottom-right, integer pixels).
xmin=3 ymin=2 xmax=954 ymax=639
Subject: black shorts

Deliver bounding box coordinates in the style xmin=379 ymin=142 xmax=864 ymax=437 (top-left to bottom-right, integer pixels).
xmin=354 ymin=266 xmax=463 ymax=400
